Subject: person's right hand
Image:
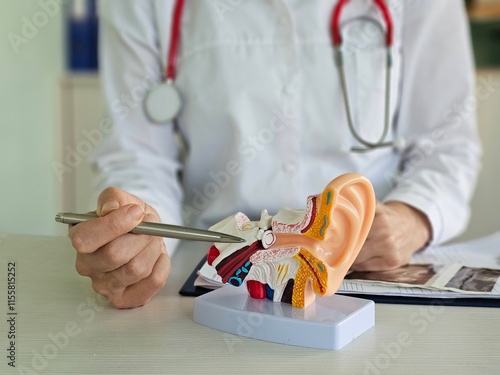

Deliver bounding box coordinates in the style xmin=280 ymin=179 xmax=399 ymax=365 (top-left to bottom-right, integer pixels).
xmin=68 ymin=187 xmax=171 ymax=308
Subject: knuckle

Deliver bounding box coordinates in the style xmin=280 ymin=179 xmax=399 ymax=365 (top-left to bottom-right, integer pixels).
xmin=376 ymin=213 xmax=391 ymax=229
xmin=384 ymin=252 xmax=402 ymax=269
xmin=143 ymin=212 xmax=159 ymax=223
xmin=75 ymin=258 xmax=90 ymax=276
xmin=145 ymin=205 xmax=161 ymax=221
xmin=70 ymin=230 xmax=89 ymax=253
xmin=381 ymin=233 xmax=398 ymax=251
xmin=108 ymin=295 xmax=128 ymax=309
xmin=100 ymin=186 xmax=121 ymax=200
xmin=91 ymin=279 xmax=111 ymax=298
xmin=103 ymin=243 xmax=127 ymax=267
xmin=106 ymin=217 xmax=128 ymax=237
xmin=152 ymin=253 xmax=170 ymax=289
xmin=111 ymin=267 xmax=128 ymax=285
xmin=126 ymin=259 xmax=148 ymax=280
xmin=149 ymin=268 xmax=168 ymax=290
xmin=109 ymin=273 xmax=125 ymax=290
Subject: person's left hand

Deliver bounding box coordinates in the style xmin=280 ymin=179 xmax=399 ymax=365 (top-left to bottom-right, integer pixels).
xmin=351 ymin=201 xmax=432 ymax=271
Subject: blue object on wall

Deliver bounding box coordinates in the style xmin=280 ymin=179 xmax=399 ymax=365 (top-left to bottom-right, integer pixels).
xmin=67 ymin=0 xmax=98 ymax=72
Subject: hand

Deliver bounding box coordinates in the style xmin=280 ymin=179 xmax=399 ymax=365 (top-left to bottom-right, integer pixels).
xmin=351 ymin=201 xmax=432 ymax=271
xmin=69 ymin=187 xmax=171 ymax=308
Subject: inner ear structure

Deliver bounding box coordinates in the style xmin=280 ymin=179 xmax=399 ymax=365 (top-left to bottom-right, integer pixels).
xmin=207 ymin=173 xmax=376 ymax=308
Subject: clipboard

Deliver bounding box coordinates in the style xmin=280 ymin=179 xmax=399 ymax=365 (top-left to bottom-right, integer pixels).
xmin=179 ymin=254 xmax=212 ymax=297
xmin=179 ymin=255 xmax=500 ymax=308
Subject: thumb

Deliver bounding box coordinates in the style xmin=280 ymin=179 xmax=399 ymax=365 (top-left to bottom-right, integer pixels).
xmin=97 ymin=187 xmax=146 ymax=217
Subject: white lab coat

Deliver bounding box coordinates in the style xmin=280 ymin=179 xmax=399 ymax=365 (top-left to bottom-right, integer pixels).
xmin=93 ymin=0 xmax=481 ymax=255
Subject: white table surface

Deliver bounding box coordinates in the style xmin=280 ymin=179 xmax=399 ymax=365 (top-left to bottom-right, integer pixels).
xmin=0 ymin=233 xmax=499 ymax=375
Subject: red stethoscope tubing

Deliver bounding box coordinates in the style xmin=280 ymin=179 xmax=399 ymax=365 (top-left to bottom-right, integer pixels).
xmin=165 ymin=0 xmax=185 ymax=81
xmin=331 ymin=0 xmax=393 ymax=47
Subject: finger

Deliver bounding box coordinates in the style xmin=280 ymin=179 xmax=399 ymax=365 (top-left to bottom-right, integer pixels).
xmin=107 ymin=252 xmax=171 ymax=309
xmin=353 ymin=240 xmax=374 ymax=265
xmin=351 ymin=256 xmax=399 ymax=272
xmin=97 ymin=187 xmax=147 ymax=216
xmin=75 ymin=232 xmax=154 ymax=275
xmin=99 ymin=237 xmax=164 ymax=287
xmin=353 ymin=240 xmax=386 ymax=265
xmin=69 ymin=204 xmax=145 ymax=254
xmin=97 ymin=188 xmax=163 ymax=225
xmin=352 ymin=238 xmax=409 ymax=271
xmin=353 ymin=219 xmax=394 ymax=265
xmin=74 ymin=212 xmax=161 ymax=275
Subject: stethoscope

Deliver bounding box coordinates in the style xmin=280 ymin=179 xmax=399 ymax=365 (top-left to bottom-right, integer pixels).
xmin=144 ymin=0 xmax=185 ymax=125
xmin=144 ymin=0 xmax=404 ymax=153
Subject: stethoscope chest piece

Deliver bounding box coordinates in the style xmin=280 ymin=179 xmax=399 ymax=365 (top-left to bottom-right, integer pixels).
xmin=145 ymin=81 xmax=182 ymax=124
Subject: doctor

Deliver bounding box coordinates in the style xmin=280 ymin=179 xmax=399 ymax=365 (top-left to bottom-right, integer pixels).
xmin=69 ymin=0 xmax=481 ymax=308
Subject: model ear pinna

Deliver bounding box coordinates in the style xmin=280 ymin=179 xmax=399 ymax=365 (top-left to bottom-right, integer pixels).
xmin=206 ymin=173 xmax=376 ymax=308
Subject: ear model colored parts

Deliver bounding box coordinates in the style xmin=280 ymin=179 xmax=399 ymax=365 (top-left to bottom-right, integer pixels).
xmin=207 ymin=173 xmax=376 ymax=308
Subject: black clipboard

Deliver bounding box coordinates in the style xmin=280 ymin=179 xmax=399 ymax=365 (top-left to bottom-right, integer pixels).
xmin=179 ymin=254 xmax=213 ymax=297
xmin=179 ymin=255 xmax=500 ymax=308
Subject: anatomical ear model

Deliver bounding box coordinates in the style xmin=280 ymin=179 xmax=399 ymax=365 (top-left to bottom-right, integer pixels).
xmin=206 ymin=173 xmax=376 ymax=308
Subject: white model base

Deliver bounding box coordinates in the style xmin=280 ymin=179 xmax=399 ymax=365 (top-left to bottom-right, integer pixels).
xmin=193 ymin=286 xmax=375 ymax=350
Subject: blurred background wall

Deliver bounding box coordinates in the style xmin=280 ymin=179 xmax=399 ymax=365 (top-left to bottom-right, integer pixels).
xmin=0 ymin=0 xmax=499 ymax=242
xmin=0 ymin=0 xmax=66 ymax=236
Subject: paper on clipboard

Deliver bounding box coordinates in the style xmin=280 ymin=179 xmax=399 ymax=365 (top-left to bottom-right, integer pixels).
xmin=195 ymin=232 xmax=500 ymax=300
